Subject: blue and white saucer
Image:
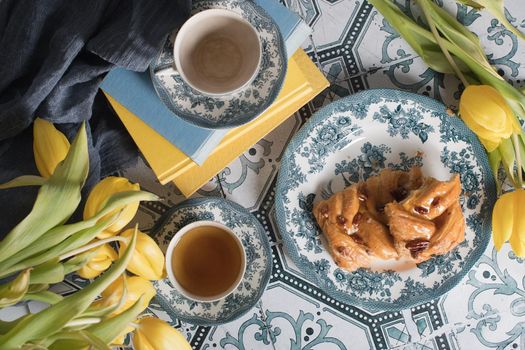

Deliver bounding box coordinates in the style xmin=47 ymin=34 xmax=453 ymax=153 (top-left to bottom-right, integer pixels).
xmin=150 ymin=0 xmax=287 ymax=130
xmin=151 ymin=197 xmax=272 ymax=325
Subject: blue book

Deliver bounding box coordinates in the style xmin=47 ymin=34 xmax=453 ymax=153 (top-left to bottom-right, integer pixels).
xmin=254 ymin=0 xmax=312 ymax=56
xmin=101 ymin=0 xmax=311 ymax=165
xmin=101 ymin=70 xmax=225 ymax=164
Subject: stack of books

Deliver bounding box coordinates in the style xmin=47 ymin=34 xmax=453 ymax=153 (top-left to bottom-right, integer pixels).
xmin=100 ymin=0 xmax=329 ymax=197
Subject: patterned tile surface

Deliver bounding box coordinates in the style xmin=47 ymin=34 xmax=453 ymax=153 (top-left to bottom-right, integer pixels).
xmin=3 ymin=0 xmax=524 ymax=349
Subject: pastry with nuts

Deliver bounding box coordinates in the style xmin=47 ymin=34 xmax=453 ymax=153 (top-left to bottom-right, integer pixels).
xmin=312 ymin=167 xmax=465 ymax=272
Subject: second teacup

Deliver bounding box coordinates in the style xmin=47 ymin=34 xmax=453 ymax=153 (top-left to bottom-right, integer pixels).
xmin=173 ymin=8 xmax=262 ymax=96
xmin=165 ymin=220 xmax=246 ymax=302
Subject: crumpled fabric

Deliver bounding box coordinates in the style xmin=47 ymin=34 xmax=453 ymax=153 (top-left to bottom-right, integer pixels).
xmin=0 ymin=0 xmax=191 ymax=237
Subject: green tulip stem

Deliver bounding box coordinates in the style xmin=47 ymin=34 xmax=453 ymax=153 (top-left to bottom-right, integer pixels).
xmin=418 ymin=0 xmax=469 ymax=87
xmin=65 ymin=317 xmax=102 ymax=328
xmin=58 ymin=236 xmax=128 ymax=261
xmin=512 ymin=133 xmax=523 ymax=187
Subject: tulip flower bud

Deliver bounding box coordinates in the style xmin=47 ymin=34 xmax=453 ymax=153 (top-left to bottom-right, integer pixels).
xmin=459 ymin=85 xmax=521 ymax=152
xmin=0 ymin=269 xmax=31 ymax=308
xmin=492 ymin=188 xmax=525 ymax=257
xmin=95 ymin=275 xmax=155 ymax=316
xmin=119 ymin=229 xmax=165 ymax=280
xmin=77 ymin=244 xmax=118 ymax=279
xmin=84 ymin=176 xmax=140 ymax=239
xmin=33 ymin=118 xmax=70 ymax=178
xmin=133 ymin=317 xmax=191 ymax=350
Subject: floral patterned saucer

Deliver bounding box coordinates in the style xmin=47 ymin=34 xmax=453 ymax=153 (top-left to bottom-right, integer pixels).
xmin=150 ymin=0 xmax=287 ymax=130
xmin=151 ymin=197 xmax=272 ymax=325
xmin=275 ymin=88 xmax=496 ymax=311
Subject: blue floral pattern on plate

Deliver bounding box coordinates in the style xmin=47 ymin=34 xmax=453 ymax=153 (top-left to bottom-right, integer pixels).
xmin=151 ymin=197 xmax=272 ymax=325
xmin=275 ymin=89 xmax=496 ymax=311
xmin=150 ymin=0 xmax=287 ymax=129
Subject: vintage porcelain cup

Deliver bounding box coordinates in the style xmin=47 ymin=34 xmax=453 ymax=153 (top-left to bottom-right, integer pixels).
xmin=165 ymin=220 xmax=247 ymax=302
xmin=160 ymin=9 xmax=262 ymax=96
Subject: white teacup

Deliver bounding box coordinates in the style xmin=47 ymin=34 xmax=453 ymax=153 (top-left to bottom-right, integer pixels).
xmin=168 ymin=9 xmax=262 ymax=96
xmin=165 ymin=220 xmax=246 ymax=302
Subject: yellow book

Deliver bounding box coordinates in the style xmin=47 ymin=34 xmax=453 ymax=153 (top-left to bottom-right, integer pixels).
xmin=106 ymin=49 xmax=328 ymax=197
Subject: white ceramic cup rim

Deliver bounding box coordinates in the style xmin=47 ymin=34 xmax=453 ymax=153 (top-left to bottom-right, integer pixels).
xmin=165 ymin=220 xmax=247 ymax=303
xmin=173 ymin=8 xmax=262 ymax=97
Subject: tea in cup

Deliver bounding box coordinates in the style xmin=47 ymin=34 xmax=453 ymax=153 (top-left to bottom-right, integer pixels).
xmin=165 ymin=221 xmax=246 ymax=302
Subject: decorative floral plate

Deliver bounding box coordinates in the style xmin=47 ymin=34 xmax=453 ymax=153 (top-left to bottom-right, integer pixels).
xmin=151 ymin=197 xmax=272 ymax=325
xmin=275 ymin=89 xmax=496 ymax=311
xmin=150 ymin=0 xmax=287 ymax=130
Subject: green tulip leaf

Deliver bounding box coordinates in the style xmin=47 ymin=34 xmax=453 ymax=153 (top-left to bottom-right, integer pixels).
xmin=47 ymin=330 xmax=110 ymax=350
xmin=499 ymin=138 xmax=517 ymax=184
xmin=21 ymin=291 xmax=63 ymax=305
xmin=419 ymin=0 xmax=489 ymax=66
xmin=0 ymin=215 xmax=114 ymax=279
xmin=29 ymin=259 xmax=65 ymax=285
xmin=0 ymin=230 xmax=137 ymax=349
xmin=455 ymin=0 xmax=484 ymax=9
xmin=0 ymin=319 xmax=23 ymax=336
xmin=0 ymin=123 xmax=89 ymax=264
xmin=0 ymin=176 xmax=46 ymax=190
xmin=27 ymin=251 xmax=93 ymax=285
xmin=474 ymin=0 xmax=525 ymax=41
xmin=488 ymin=149 xmax=503 ymax=194
xmin=27 ymin=284 xmax=49 ymax=294
xmin=1 ymin=190 xmax=158 ymax=271
xmin=85 ymin=295 xmax=144 ymax=344
xmin=369 ymin=0 xmax=472 ymax=76
xmin=82 ymin=274 xmax=128 ymax=318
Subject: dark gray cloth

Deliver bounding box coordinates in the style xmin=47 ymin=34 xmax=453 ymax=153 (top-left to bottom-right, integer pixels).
xmin=0 ymin=0 xmax=191 ymax=236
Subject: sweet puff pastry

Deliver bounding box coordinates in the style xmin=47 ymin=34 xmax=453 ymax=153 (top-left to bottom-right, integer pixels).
xmin=312 ymin=167 xmax=465 ymax=272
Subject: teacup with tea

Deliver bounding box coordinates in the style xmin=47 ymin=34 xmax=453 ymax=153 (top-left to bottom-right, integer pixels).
xmin=165 ymin=221 xmax=246 ymax=302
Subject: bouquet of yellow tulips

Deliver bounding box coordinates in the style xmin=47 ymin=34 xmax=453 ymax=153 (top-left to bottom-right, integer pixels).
xmin=369 ymin=0 xmax=525 ymax=256
xmin=0 ymin=120 xmax=191 ymax=349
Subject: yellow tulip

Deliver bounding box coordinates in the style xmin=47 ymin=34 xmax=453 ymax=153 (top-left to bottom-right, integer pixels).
xmin=84 ymin=176 xmax=140 ymax=239
xmin=0 ymin=269 xmax=31 ymax=308
xmin=33 ymin=118 xmax=70 ymax=178
xmin=77 ymin=244 xmax=118 ymax=279
xmin=94 ymin=275 xmax=155 ymax=316
xmin=493 ymin=189 xmax=525 ymax=257
xmin=133 ymin=317 xmax=191 ymax=350
xmin=459 ymin=85 xmax=521 ymax=152
xmin=119 ymin=229 xmax=165 ymax=280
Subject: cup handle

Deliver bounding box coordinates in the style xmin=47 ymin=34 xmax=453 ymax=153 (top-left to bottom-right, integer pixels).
xmin=154 ymin=63 xmax=180 ymax=78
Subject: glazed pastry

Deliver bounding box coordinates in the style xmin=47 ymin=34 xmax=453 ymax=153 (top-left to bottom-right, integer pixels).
xmin=400 ymin=175 xmax=461 ymax=220
xmin=385 ymin=202 xmax=436 ymax=242
xmin=385 ymin=202 xmax=436 ymax=261
xmin=313 ymin=183 xmax=398 ymax=271
xmin=312 ymin=166 xmax=465 ymax=272
xmin=313 ymin=185 xmax=368 ymax=271
xmin=360 ymin=167 xmax=423 ymax=224
xmin=316 ymin=220 xmax=371 ymax=272
xmin=419 ymin=202 xmax=465 ymax=260
xmin=353 ymin=210 xmax=398 ymax=260
xmin=313 ymin=185 xmax=361 ymax=235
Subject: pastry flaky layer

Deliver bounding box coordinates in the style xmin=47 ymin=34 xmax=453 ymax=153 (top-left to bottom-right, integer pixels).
xmin=312 ymin=167 xmax=465 ymax=272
